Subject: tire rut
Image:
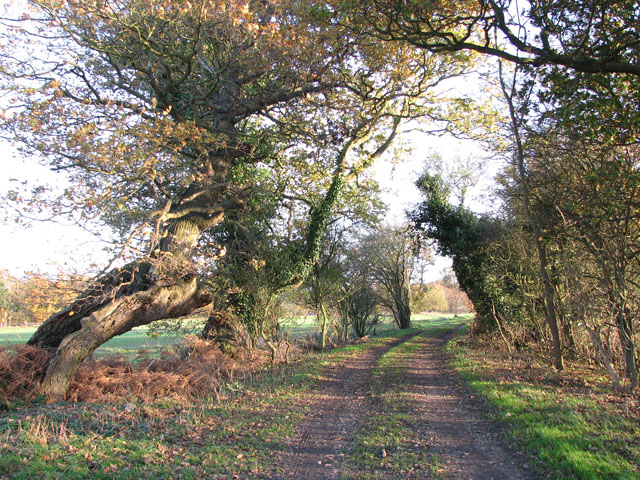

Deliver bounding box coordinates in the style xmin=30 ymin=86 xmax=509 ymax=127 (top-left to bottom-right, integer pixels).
xmin=273 ymin=332 xmax=420 ymax=480
xmin=400 ymin=325 xmax=534 ymax=480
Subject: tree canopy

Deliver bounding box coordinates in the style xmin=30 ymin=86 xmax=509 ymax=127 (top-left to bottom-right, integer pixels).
xmin=0 ymin=0 xmax=475 ymax=401
xmin=345 ymin=0 xmax=640 ymax=76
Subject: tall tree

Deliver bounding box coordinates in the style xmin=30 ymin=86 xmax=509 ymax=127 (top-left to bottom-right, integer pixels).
xmin=306 ymin=227 xmax=348 ymax=350
xmin=337 ymin=244 xmax=380 ymax=339
xmin=521 ymin=134 xmax=640 ymax=387
xmin=1 ymin=1 xmax=470 ymax=400
xmin=1 ymin=0 xmax=348 ymax=353
xmin=363 ymin=227 xmax=416 ymax=329
xmin=0 ymin=0 xmax=355 ymax=398
xmin=345 ymin=0 xmax=640 ymax=76
xmin=498 ymin=63 xmax=563 ymax=371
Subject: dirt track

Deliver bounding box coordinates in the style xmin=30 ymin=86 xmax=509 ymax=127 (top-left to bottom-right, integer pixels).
xmin=273 ymin=332 xmax=420 ymax=479
xmin=272 ymin=327 xmax=533 ymax=479
xmin=396 ymin=327 xmax=532 ymax=480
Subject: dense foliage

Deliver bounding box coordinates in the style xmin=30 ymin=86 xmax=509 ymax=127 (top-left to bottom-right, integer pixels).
xmin=0 ymin=0 xmax=638 ymax=397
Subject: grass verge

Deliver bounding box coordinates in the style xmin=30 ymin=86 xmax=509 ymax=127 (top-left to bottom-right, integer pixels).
xmin=447 ymin=336 xmax=640 ymax=480
xmin=0 ymin=329 xmax=415 ymax=479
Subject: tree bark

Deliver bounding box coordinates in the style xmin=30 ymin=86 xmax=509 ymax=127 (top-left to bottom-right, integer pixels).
xmin=492 ymin=300 xmax=513 ymax=355
xmin=28 ymin=262 xmax=153 ymax=348
xmin=535 ymin=238 xmax=564 ymax=371
xmin=319 ymin=302 xmax=330 ymax=350
xmin=394 ymin=286 xmax=412 ymax=329
xmin=39 ymin=276 xmax=211 ymax=403
xmin=499 ymin=64 xmax=563 ymax=371
xmin=612 ymin=293 xmax=637 ymax=389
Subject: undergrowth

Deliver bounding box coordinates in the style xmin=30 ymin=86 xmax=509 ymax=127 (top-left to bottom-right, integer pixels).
xmin=0 ymin=336 xmax=259 ymax=408
xmin=0 ymin=345 xmax=54 ymax=406
xmin=448 ymin=335 xmax=640 ymax=480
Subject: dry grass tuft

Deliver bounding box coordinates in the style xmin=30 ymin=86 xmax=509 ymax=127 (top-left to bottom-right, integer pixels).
xmin=66 ymin=335 xmax=253 ymax=404
xmin=0 ymin=344 xmax=55 ymax=406
xmin=1 ymin=335 xmax=272 ymax=406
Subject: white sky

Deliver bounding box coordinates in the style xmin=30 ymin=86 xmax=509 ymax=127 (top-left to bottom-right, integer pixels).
xmin=0 ymin=129 xmax=501 ymax=281
xmin=375 ymin=131 xmax=503 ymax=281
xmin=0 ymin=146 xmax=111 ymax=276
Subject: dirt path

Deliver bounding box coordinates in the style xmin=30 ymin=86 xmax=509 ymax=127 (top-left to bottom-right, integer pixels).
xmin=398 ymin=326 xmax=534 ymax=480
xmin=273 ymin=333 xmax=419 ymax=479
xmin=272 ymin=326 xmax=533 ymax=479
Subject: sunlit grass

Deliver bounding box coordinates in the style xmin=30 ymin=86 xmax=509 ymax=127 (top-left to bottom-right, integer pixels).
xmin=0 ymin=326 xmax=35 ymax=345
xmin=0 ymin=313 xmax=473 ymax=479
xmin=448 ymin=340 xmax=640 ymax=480
xmin=0 ymin=326 xmax=180 ymax=360
xmin=0 ymin=313 xmax=470 ymax=355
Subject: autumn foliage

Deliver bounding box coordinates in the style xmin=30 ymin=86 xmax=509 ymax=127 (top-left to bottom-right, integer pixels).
xmin=0 ymin=270 xmax=86 ymax=327
xmin=0 ymin=335 xmax=257 ymax=407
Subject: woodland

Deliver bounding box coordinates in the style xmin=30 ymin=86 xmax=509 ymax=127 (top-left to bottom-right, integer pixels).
xmin=0 ymin=0 xmax=638 ymax=409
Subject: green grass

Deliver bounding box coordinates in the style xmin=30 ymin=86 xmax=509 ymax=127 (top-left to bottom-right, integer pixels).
xmin=5 ymin=314 xmax=635 ymax=479
xmin=0 ymin=327 xmax=425 ymax=479
xmin=410 ymin=313 xmax=471 ymax=333
xmin=346 ymin=336 xmax=433 ymax=479
xmin=0 ymin=314 xmax=470 ymax=479
xmin=0 ymin=326 xmax=181 ymax=360
xmin=280 ymin=312 xmax=471 ymax=340
xmin=0 ymin=326 xmax=35 ymax=346
xmin=91 ymin=329 xmax=179 ymax=359
xmin=447 ymin=339 xmax=640 ymax=480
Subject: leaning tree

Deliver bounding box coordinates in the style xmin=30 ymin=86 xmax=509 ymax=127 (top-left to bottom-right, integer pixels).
xmin=0 ymin=0 xmax=472 ymax=400
xmin=0 ymin=0 xmax=368 ymax=400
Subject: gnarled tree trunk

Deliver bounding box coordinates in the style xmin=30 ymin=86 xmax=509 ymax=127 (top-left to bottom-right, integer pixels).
xmin=28 ymin=262 xmax=154 ymax=348
xmin=39 ymin=276 xmax=211 ymax=403
xmin=29 ymin=216 xmax=218 ymax=402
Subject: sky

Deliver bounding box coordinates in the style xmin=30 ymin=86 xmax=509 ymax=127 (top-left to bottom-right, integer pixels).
xmin=374 ymin=132 xmax=502 ymax=281
xmin=0 ymin=147 xmax=111 ymax=276
xmin=0 ymin=129 xmax=500 ymax=281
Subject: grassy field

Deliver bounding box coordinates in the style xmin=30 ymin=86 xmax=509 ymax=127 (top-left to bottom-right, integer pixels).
xmin=0 ymin=313 xmax=467 ymax=359
xmin=2 ymin=314 xmax=635 ymax=479
xmin=0 ymin=326 xmax=181 ymax=359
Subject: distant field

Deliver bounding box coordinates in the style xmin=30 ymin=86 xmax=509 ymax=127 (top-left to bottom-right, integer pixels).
xmin=281 ymin=312 xmax=472 ymax=338
xmin=0 ymin=313 xmax=472 ymax=359
xmin=0 ymin=326 xmax=180 ymax=359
